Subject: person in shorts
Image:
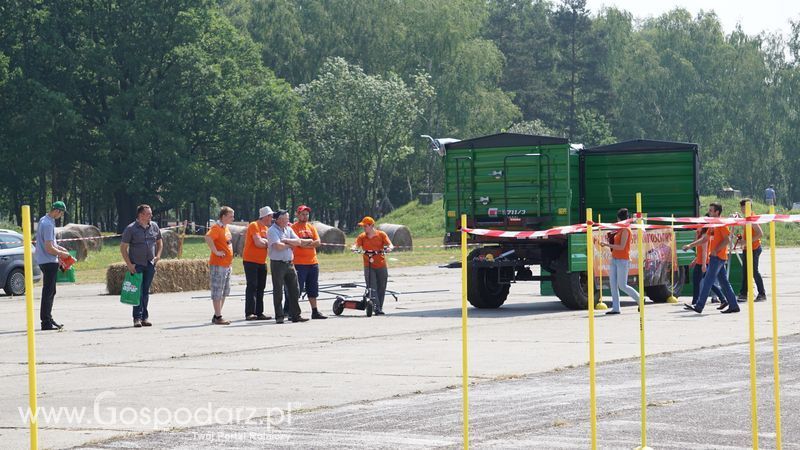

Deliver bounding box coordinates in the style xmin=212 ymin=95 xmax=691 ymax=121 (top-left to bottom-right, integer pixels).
xmin=291 ymin=205 xmax=326 ymax=319
xmin=205 ymin=206 xmax=235 ymax=325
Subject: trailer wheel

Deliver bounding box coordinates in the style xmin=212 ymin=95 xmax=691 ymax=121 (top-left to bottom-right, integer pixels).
xmin=467 ymin=248 xmax=510 ymax=309
xmin=552 ymin=251 xmax=599 ymax=310
xmin=645 ymin=266 xmax=688 ymax=302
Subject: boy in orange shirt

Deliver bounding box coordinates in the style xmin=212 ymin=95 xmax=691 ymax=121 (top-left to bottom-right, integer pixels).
xmin=352 ymin=216 xmax=394 ymax=315
xmin=205 ymin=206 xmax=235 ymax=325
xmin=291 ymin=205 xmax=326 ymax=319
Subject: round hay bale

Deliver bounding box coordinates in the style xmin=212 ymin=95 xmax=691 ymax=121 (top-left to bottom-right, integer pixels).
xmin=160 ymin=229 xmax=181 ymax=259
xmin=64 ymin=224 xmax=103 ymax=252
xmin=311 ymin=221 xmax=345 ymax=254
xmin=106 ymin=259 xmax=210 ymax=295
xmin=55 ymin=227 xmax=89 ymax=261
xmin=377 ymin=223 xmax=412 ymax=251
xmin=228 ymin=224 xmax=247 ymax=257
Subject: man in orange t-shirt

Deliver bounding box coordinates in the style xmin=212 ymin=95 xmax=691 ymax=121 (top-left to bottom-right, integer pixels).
xmin=684 ymin=202 xmax=739 ymax=314
xmin=205 ymin=206 xmax=235 ymax=325
xmin=291 ymin=205 xmax=326 ymax=319
xmin=352 ymin=216 xmax=394 ymax=315
xmin=242 ymin=206 xmax=274 ymax=321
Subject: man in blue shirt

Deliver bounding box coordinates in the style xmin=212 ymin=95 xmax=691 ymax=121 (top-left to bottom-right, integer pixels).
xmin=35 ymin=201 xmax=71 ymax=330
xmin=267 ymin=210 xmax=311 ymax=324
xmin=764 ymin=185 xmax=776 ymax=206
xmin=120 ymin=204 xmax=163 ymax=328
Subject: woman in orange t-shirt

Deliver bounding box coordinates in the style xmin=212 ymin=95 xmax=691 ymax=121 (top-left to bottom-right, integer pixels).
xmin=599 ymin=208 xmax=640 ymax=314
xmin=352 ymin=216 xmax=394 ymax=315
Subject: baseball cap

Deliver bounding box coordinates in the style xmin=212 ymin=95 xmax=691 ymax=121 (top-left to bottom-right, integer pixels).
xmin=259 ymin=206 xmax=274 ymax=218
xmin=358 ymin=216 xmax=375 ymax=226
xmin=296 ymin=205 xmax=311 ymax=213
xmin=52 ymin=201 xmax=67 ymax=212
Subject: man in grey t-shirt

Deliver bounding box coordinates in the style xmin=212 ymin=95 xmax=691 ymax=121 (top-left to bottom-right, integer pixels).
xmin=267 ymin=210 xmax=311 ymax=323
xmin=35 ymin=201 xmax=71 ymax=330
xmin=120 ymin=204 xmax=163 ymax=328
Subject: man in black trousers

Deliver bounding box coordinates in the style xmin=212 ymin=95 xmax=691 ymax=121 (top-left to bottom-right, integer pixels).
xmin=34 ymin=201 xmax=71 ymax=330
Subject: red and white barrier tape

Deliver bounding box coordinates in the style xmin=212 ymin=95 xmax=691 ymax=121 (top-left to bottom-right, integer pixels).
xmin=462 ymin=214 xmax=800 ymax=240
xmin=0 ymin=224 xmax=185 ymax=245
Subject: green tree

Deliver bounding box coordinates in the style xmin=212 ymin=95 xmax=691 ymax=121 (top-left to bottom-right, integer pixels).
xmin=297 ymin=58 xmax=433 ymax=228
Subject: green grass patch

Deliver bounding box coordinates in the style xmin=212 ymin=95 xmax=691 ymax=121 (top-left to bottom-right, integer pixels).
xmin=73 ymin=235 xmax=461 ymax=285
xmin=371 ymin=199 xmax=444 ymax=238
xmin=70 ymin=195 xmax=800 ymax=284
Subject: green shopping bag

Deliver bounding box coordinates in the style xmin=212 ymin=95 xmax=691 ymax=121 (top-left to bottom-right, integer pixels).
xmin=120 ymin=272 xmax=143 ymax=306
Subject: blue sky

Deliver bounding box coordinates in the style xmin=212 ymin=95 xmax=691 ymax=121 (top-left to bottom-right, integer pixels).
xmin=586 ymin=0 xmax=799 ymax=38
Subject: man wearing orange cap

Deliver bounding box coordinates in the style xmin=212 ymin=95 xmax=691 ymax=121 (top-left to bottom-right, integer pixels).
xmin=353 ymin=216 xmax=394 ymax=315
xmin=291 ymin=205 xmax=326 ymax=319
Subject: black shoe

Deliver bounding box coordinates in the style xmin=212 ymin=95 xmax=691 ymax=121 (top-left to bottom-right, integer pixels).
xmin=41 ymin=323 xmax=55 ymax=331
xmin=311 ymin=311 xmax=327 ymax=319
xmin=275 ymin=317 xmax=284 ymax=324
xmin=683 ymin=303 xmax=702 ymax=313
xmin=710 ymin=297 xmax=720 ymax=303
xmin=50 ymin=320 xmax=63 ymax=330
xmin=255 ymin=314 xmax=272 ymax=320
xmin=737 ymin=293 xmax=747 ymax=300
xmin=755 ymin=294 xmax=767 ymax=302
xmin=374 ymin=310 xmax=386 ymax=316
xmin=290 ymin=316 xmax=309 ymax=323
xmin=716 ymin=302 xmax=728 ymax=310
xmin=721 ymin=307 xmax=741 ymax=314
xmin=605 ymin=310 xmax=620 ymax=315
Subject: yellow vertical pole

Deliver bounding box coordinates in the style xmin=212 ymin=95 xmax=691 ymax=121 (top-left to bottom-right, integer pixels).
xmin=460 ymin=214 xmax=469 ymax=450
xmin=635 ymin=193 xmax=650 ymax=450
xmin=586 ymin=208 xmax=597 ymax=450
xmin=178 ymin=220 xmax=187 ymax=258
xmin=744 ymin=202 xmax=759 ymax=449
xmin=667 ymin=214 xmax=678 ymax=303
xmin=598 ymin=214 xmax=603 ymax=303
xmin=22 ymin=206 xmax=39 ymax=450
xmin=595 ymin=214 xmax=607 ymax=310
xmin=768 ymin=205 xmax=782 ymax=450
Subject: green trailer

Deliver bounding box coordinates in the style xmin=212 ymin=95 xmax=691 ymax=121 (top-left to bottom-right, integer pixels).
xmin=430 ymin=133 xmax=700 ymax=310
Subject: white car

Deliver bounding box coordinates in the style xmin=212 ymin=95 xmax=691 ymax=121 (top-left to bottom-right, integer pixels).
xmin=0 ymin=229 xmax=43 ymax=296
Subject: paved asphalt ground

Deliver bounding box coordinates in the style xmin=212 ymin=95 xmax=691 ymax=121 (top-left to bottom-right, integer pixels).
xmin=2 ymin=248 xmax=800 ymax=449
xmin=82 ymin=336 xmax=800 ymax=449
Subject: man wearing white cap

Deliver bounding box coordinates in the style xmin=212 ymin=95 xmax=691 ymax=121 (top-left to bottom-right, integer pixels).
xmin=242 ymin=206 xmax=274 ymax=320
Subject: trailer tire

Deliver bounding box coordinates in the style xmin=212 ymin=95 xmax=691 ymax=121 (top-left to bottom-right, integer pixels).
xmin=467 ymin=248 xmax=510 ymax=309
xmin=552 ymin=251 xmax=599 ymax=310
xmin=645 ymin=266 xmax=688 ymax=302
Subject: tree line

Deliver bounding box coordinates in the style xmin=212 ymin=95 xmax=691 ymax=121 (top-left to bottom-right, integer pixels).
xmin=1 ymin=0 xmax=799 ymax=232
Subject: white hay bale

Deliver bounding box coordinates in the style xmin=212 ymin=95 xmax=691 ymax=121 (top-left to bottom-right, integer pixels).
xmin=55 ymin=227 xmax=89 ymax=261
xmin=228 ymin=224 xmax=247 ymax=257
xmin=311 ymin=221 xmax=346 ymax=254
xmin=160 ymin=229 xmax=181 ymax=259
xmin=64 ymin=224 xmax=103 ymax=252
xmin=377 ymin=223 xmax=412 ymax=251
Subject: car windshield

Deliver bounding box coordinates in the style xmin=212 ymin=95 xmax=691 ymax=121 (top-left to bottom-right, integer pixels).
xmin=0 ymin=234 xmax=23 ymax=250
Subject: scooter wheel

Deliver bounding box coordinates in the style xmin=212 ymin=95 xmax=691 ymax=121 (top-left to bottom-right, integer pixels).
xmin=333 ymin=297 xmax=345 ymax=316
xmin=365 ymin=300 xmax=374 ymax=317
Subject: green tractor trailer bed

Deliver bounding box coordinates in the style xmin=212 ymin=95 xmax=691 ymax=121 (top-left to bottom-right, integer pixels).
xmin=431 ymin=133 xmax=701 ymax=310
